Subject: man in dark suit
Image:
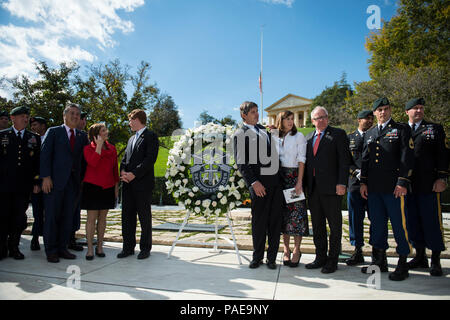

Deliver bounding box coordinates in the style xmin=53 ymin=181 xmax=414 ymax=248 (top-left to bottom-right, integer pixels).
xmin=234 ymin=101 xmax=282 ymax=270
xmin=41 ymin=103 xmax=89 ymax=263
xmin=404 ymin=98 xmax=449 ymax=277
xmin=29 ymin=116 xmax=48 ymax=251
xmin=118 ymin=109 xmax=159 ymax=260
xmin=345 ymin=110 xmax=373 ymax=266
xmin=0 ymin=106 xmax=40 ymax=260
xmin=304 ymin=106 xmax=350 ymax=274
xmin=360 ymin=97 xmax=415 ymax=281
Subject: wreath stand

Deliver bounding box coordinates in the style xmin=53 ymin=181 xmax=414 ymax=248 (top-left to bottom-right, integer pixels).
xmin=167 ymin=209 xmax=242 ymax=265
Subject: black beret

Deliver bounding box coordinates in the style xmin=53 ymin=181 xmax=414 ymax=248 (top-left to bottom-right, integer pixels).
xmin=372 ymin=97 xmax=390 ymax=111
xmin=405 ymin=98 xmax=425 ymax=111
xmin=0 ymin=110 xmax=8 ymax=117
xmin=10 ymin=106 xmax=30 ymax=116
xmin=30 ymin=116 xmax=47 ymax=125
xmin=357 ymin=110 xmax=373 ymax=119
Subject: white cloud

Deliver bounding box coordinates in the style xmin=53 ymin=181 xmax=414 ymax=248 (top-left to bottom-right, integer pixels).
xmin=259 ymin=0 xmax=295 ymax=7
xmin=0 ymin=0 xmax=144 ymax=88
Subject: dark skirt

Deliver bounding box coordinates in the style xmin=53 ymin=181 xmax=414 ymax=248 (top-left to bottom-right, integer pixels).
xmin=81 ymin=182 xmax=115 ymax=210
xmin=280 ymin=167 xmax=309 ymax=236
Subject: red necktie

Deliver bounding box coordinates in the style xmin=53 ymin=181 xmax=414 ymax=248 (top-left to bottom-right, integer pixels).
xmin=69 ymin=129 xmax=75 ymax=152
xmin=313 ymin=131 xmax=321 ymax=156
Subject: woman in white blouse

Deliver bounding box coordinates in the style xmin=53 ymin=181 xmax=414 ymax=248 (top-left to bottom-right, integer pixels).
xmin=274 ymin=111 xmax=309 ymax=267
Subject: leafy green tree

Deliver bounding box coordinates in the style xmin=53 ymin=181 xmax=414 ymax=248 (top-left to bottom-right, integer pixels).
xmin=311 ymin=73 xmax=353 ymax=131
xmin=366 ymin=0 xmax=449 ymax=78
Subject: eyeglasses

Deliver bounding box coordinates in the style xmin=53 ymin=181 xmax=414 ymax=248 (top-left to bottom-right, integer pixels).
xmin=313 ymin=115 xmax=328 ymax=121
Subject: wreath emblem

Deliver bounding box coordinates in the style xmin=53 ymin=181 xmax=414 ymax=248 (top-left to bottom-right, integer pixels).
xmin=165 ymin=122 xmax=247 ymax=217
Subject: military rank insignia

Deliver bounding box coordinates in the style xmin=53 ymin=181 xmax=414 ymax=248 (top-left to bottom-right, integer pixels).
xmin=1 ymin=135 xmax=9 ymax=154
xmin=409 ymin=138 xmax=414 ymax=149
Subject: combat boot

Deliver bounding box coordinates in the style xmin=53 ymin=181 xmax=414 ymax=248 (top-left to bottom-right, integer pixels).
xmin=389 ymin=255 xmax=409 ymax=281
xmin=407 ymin=247 xmax=429 ymax=269
xmin=430 ymin=251 xmax=443 ymax=277
xmin=361 ymin=248 xmax=388 ymax=273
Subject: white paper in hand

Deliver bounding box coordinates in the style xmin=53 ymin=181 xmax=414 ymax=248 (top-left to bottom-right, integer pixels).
xmin=283 ymin=188 xmax=305 ymax=204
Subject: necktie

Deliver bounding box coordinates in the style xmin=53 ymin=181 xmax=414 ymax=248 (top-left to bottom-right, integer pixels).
xmin=412 ymin=123 xmax=416 ymax=131
xmin=378 ymin=125 xmax=382 ymax=135
xmin=69 ymin=129 xmax=75 ymax=152
xmin=17 ymin=131 xmax=22 ymax=140
xmin=313 ymin=131 xmax=321 ymax=156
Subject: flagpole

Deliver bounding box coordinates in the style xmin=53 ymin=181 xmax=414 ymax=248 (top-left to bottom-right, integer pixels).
xmin=260 ymin=25 xmax=264 ymax=125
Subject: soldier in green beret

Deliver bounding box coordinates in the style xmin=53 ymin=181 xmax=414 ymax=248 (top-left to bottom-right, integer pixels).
xmin=345 ymin=110 xmax=373 ymax=266
xmin=29 ymin=116 xmax=48 ymax=251
xmin=404 ymin=98 xmax=449 ymax=276
xmin=0 ymin=107 xmax=41 ymax=260
xmin=0 ymin=111 xmax=9 ymax=130
xmin=360 ymin=97 xmax=415 ymax=281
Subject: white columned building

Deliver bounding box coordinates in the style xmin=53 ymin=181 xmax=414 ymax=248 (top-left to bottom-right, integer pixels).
xmin=264 ymin=94 xmax=313 ymax=128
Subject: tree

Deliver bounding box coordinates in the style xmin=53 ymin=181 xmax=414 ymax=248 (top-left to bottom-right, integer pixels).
xmin=366 ymin=0 xmax=449 ymax=78
xmin=198 ymin=110 xmax=216 ymax=125
xmin=311 ymin=73 xmax=354 ymax=131
xmin=10 ymin=61 xmax=78 ymax=126
xmin=198 ymin=110 xmax=237 ymax=127
xmin=148 ymin=93 xmax=182 ymax=148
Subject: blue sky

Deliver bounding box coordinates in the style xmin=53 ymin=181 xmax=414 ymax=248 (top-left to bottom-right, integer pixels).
xmin=0 ymin=0 xmax=398 ymax=128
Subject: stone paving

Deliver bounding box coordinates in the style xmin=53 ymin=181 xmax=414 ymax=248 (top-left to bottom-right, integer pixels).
xmin=24 ymin=206 xmax=450 ymax=258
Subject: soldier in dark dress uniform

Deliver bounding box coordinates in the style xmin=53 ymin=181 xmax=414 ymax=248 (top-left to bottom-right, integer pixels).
xmin=29 ymin=116 xmax=47 ymax=251
xmin=345 ymin=110 xmax=373 ymax=266
xmin=360 ymin=97 xmax=415 ymax=281
xmin=0 ymin=107 xmax=40 ymax=260
xmin=0 ymin=111 xmax=9 ymax=130
xmin=404 ymin=98 xmax=449 ymax=276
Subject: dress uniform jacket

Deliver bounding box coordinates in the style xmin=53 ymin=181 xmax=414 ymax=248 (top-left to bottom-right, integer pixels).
xmin=360 ymin=119 xmax=414 ymax=192
xmin=0 ymin=128 xmax=40 ymax=193
xmin=348 ymin=130 xmax=365 ymax=193
xmin=409 ymin=120 xmax=448 ymax=193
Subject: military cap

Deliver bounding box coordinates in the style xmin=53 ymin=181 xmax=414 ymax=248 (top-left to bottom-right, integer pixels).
xmin=405 ymin=98 xmax=425 ymax=111
xmin=0 ymin=110 xmax=8 ymax=117
xmin=372 ymin=97 xmax=390 ymax=111
xmin=30 ymin=116 xmax=47 ymax=125
xmin=357 ymin=110 xmax=373 ymax=119
xmin=10 ymin=106 xmax=30 ymax=116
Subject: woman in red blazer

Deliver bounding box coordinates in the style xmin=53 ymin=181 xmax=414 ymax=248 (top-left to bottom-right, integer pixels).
xmin=81 ymin=123 xmax=119 ymax=260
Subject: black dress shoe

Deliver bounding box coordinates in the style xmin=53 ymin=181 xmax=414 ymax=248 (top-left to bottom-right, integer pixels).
xmin=305 ymin=259 xmax=326 ymax=269
xmin=117 ymin=251 xmax=134 ymax=258
xmin=430 ymin=251 xmax=443 ymax=277
xmin=289 ymin=252 xmax=302 ymax=268
xmin=249 ymin=260 xmax=263 ymax=269
xmin=86 ymin=255 xmax=94 ymax=261
xmin=407 ymin=247 xmax=429 ymax=269
xmin=389 ymin=255 xmax=409 ymax=281
xmin=47 ymin=254 xmax=60 ymax=263
xmin=321 ymin=260 xmax=338 ymax=274
xmin=58 ymin=250 xmax=76 ymax=259
xmin=68 ymin=242 xmax=84 ymax=252
xmin=267 ymin=261 xmax=277 ymax=270
xmin=9 ymin=248 xmax=25 ymax=260
xmin=30 ymin=237 xmax=41 ymax=251
xmin=137 ymin=251 xmax=150 ymax=260
xmin=95 ymin=248 xmax=105 ymax=258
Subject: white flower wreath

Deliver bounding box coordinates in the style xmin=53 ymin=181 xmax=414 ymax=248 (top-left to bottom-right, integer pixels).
xmin=165 ymin=122 xmax=248 ymax=217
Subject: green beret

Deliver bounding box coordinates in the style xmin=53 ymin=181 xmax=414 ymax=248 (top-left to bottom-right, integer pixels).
xmin=405 ymin=98 xmax=425 ymax=111
xmin=357 ymin=110 xmax=373 ymax=119
xmin=372 ymin=97 xmax=390 ymax=111
xmin=0 ymin=110 xmax=8 ymax=117
xmin=30 ymin=116 xmax=47 ymax=125
xmin=10 ymin=106 xmax=30 ymax=116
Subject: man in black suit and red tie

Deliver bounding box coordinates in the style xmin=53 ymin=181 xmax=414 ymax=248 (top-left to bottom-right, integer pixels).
xmin=304 ymin=106 xmax=351 ymax=273
xmin=234 ymin=101 xmax=282 ymax=270
xmin=118 ymin=109 xmax=159 ymax=260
